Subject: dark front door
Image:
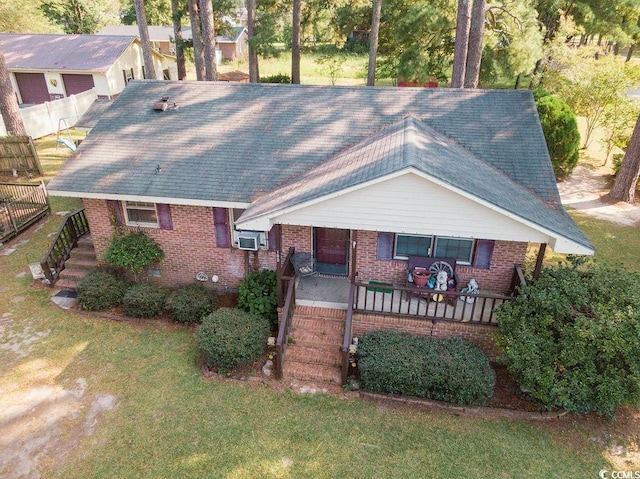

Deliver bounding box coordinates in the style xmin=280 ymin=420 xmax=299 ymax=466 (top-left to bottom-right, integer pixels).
xmin=314 ymin=227 xmax=349 ymax=276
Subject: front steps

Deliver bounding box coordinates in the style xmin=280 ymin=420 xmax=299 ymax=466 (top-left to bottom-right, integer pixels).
xmin=55 ymin=235 xmax=97 ymax=290
xmin=283 ymin=306 xmax=346 ymax=385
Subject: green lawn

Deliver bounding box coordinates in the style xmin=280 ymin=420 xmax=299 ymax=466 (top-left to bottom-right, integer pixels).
xmin=0 ymin=136 xmax=630 ymax=477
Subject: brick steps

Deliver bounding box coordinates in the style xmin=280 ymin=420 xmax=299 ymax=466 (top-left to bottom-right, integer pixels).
xmin=57 ymin=235 xmax=97 ymax=290
xmin=283 ymin=306 xmax=346 ymax=385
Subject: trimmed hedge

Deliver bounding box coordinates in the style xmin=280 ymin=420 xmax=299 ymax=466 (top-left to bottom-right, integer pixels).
xmin=167 ymin=283 xmax=218 ymax=324
xmin=237 ymin=269 xmax=278 ymax=330
xmin=195 ymin=308 xmax=271 ymax=373
xmin=77 ymin=269 xmax=128 ymax=311
xmin=357 ymin=331 xmax=495 ymax=406
xmin=123 ymin=281 xmax=169 ymax=318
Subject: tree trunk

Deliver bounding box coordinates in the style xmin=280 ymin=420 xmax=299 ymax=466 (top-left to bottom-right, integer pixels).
xmin=134 ymin=0 xmax=157 ymax=80
xmin=366 ymin=0 xmax=382 ymax=87
xmin=626 ymin=44 xmax=635 ymax=62
xmin=188 ymin=0 xmax=205 ymax=81
xmin=451 ymin=0 xmax=471 ymax=88
xmin=171 ymin=0 xmax=187 ymax=80
xmin=609 ymin=115 xmax=640 ymax=202
xmin=247 ymin=0 xmax=259 ymax=83
xmin=199 ymin=0 xmax=217 ymax=81
xmin=0 ymin=45 xmax=27 ymax=136
xmin=463 ymin=0 xmax=485 ymax=89
xmin=291 ymin=0 xmax=301 ymax=84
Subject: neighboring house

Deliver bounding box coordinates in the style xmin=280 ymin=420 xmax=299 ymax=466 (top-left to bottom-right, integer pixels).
xmin=46 ymin=80 xmax=594 ymax=301
xmin=0 ymin=33 xmax=177 ymax=105
xmin=98 ymin=25 xmax=248 ymax=62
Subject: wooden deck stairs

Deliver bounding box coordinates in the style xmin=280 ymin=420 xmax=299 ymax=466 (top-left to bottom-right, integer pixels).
xmin=55 ymin=235 xmax=97 ymax=290
xmin=283 ymin=305 xmax=346 ymax=385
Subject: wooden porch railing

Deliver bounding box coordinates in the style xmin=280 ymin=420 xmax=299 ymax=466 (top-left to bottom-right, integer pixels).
xmin=39 ymin=208 xmax=90 ymax=286
xmin=510 ymin=263 xmax=527 ymax=295
xmin=352 ymin=281 xmax=511 ymax=325
xmin=0 ymin=182 xmax=50 ymax=242
xmin=275 ymin=275 xmax=296 ymax=380
xmin=341 ymin=282 xmax=356 ymax=385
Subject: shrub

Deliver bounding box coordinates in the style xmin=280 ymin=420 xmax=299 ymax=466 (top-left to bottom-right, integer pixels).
xmin=168 ymin=283 xmax=218 ymax=324
xmin=195 ymin=308 xmax=271 ymax=372
xmin=77 ymin=269 xmax=127 ymax=311
xmin=496 ymin=260 xmax=640 ymax=415
xmin=357 ymin=331 xmax=495 ymax=406
xmin=103 ymin=231 xmax=164 ymax=280
xmin=260 ymin=74 xmax=291 ymax=84
xmin=612 ymin=153 xmax=625 ymax=176
xmin=535 ymin=94 xmax=580 ymax=181
xmin=123 ymin=281 xmax=169 ymax=318
xmin=237 ymin=269 xmax=278 ymax=330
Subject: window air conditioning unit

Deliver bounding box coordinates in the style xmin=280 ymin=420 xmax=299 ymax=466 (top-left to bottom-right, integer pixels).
xmin=237 ymin=231 xmax=261 ymax=251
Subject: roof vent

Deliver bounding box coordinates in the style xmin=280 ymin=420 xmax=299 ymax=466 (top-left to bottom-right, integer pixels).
xmin=153 ymin=96 xmax=170 ymax=111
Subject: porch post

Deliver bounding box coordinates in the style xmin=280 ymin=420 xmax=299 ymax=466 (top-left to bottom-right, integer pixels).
xmin=350 ymin=230 xmax=357 ymax=283
xmin=275 ymin=224 xmax=284 ymax=307
xmin=533 ymin=243 xmax=546 ymax=280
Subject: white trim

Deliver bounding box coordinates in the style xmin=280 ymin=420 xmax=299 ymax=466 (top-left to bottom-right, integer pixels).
xmin=46 ymin=190 xmax=250 ymax=209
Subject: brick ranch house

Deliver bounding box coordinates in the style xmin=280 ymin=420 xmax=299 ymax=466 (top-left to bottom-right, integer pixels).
xmin=46 ymin=80 xmax=594 ymax=380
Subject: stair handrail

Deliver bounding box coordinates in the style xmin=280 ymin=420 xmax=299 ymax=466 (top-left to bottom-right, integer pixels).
xmin=39 ymin=208 xmax=89 ymax=285
xmin=340 ymin=283 xmax=356 ymax=385
xmin=275 ymin=275 xmax=296 ymax=379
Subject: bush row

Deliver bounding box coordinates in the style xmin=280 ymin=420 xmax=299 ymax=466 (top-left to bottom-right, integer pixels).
xmin=77 ymin=269 xmax=217 ymax=322
xmin=357 ymin=331 xmax=495 ymax=406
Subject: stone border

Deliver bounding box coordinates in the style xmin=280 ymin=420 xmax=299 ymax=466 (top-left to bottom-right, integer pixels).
xmin=360 ymin=392 xmax=568 ymax=420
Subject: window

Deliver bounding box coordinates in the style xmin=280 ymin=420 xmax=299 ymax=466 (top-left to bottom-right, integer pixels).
xmin=394 ymin=234 xmax=432 ymax=259
xmin=434 ymin=236 xmax=474 ymax=264
xmin=123 ymin=201 xmax=158 ymax=227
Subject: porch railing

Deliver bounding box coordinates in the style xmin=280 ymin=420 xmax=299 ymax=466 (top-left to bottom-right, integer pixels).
xmin=275 ymin=275 xmax=296 ymax=380
xmin=0 ymin=182 xmax=50 ymax=242
xmin=40 ymin=208 xmax=90 ymax=285
xmin=352 ymin=281 xmax=511 ymax=325
xmin=510 ymin=263 xmax=527 ymax=295
xmin=340 ymin=283 xmax=356 ymax=385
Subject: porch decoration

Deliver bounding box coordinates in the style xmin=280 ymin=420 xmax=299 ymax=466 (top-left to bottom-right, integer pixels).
xmin=412 ymin=268 xmax=430 ymax=287
xmin=432 ymin=270 xmax=449 ymax=302
xmin=459 ymin=279 xmax=479 ymax=303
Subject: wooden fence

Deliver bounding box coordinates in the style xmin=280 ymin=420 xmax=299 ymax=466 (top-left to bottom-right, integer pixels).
xmin=0 ymin=182 xmax=50 ymax=242
xmin=0 ymin=137 xmax=43 ymax=177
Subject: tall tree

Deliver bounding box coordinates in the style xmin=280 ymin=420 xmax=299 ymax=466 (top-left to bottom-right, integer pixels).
xmin=188 ymin=0 xmax=205 ymax=80
xmin=40 ymin=0 xmax=101 ymax=34
xmin=134 ymin=0 xmax=158 ymax=80
xmin=1 ymin=0 xmax=59 ymax=33
xmin=610 ymin=114 xmax=640 ymax=202
xmin=0 ymin=44 xmax=27 ymax=136
xmin=247 ymin=0 xmax=259 ymax=82
xmin=292 ymin=0 xmax=302 ymax=84
xmin=199 ymin=0 xmax=218 ymax=81
xmin=463 ymin=0 xmax=486 ymax=88
xmin=121 ymin=0 xmax=173 ymax=25
xmin=171 ymin=0 xmax=187 ymax=80
xmin=366 ymin=0 xmax=383 ymax=86
xmin=451 ymin=0 xmax=471 ymax=87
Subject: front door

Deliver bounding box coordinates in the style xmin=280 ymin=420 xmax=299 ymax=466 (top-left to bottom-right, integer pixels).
xmin=314 ymin=227 xmax=349 ymax=276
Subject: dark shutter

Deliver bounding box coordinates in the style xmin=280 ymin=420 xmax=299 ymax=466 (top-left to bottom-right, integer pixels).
xmin=213 ymin=207 xmax=231 ymax=248
xmin=106 ymin=200 xmax=124 ymax=226
xmin=268 ymin=226 xmax=276 ymax=252
xmin=376 ymin=232 xmax=394 ymax=260
xmin=473 ymin=239 xmax=495 ymax=269
xmin=157 ymin=204 xmax=173 ymax=230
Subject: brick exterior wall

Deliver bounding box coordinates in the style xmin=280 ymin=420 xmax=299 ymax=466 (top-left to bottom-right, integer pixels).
xmin=82 ymin=200 xmax=525 ymax=295
xmin=352 ymin=313 xmax=500 ymax=359
xmin=353 ymin=231 xmax=527 ymax=295
xmin=83 ymin=199 xmax=276 ymax=289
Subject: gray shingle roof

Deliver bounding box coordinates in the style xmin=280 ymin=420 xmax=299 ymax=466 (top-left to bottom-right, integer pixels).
xmin=0 ymin=34 xmax=137 ymax=72
xmin=46 ymin=80 xmax=592 ymax=250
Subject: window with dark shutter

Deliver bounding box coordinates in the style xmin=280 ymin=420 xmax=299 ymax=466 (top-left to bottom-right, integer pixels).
xmin=213 ymin=207 xmax=231 ymax=248
xmin=156 ymin=204 xmax=173 ymax=231
xmin=473 ymin=239 xmax=495 ymax=269
xmin=376 ymin=232 xmax=394 ymax=260
xmin=106 ymin=200 xmax=124 ymax=226
xmin=268 ymin=226 xmax=277 ymax=252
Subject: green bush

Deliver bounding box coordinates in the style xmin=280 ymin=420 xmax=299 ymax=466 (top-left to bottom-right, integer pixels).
xmin=237 ymin=269 xmax=278 ymax=330
xmin=77 ymin=269 xmax=128 ymax=311
xmin=103 ymin=231 xmax=164 ymax=280
xmin=535 ymin=94 xmax=580 ymax=181
xmin=123 ymin=281 xmax=169 ymax=318
xmin=496 ymin=260 xmax=640 ymax=415
xmin=167 ymin=283 xmax=218 ymax=324
xmin=357 ymin=331 xmax=495 ymax=406
xmin=260 ymin=74 xmax=291 ymax=84
xmin=612 ymin=153 xmax=625 ymax=176
xmin=195 ymin=308 xmax=271 ymax=372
